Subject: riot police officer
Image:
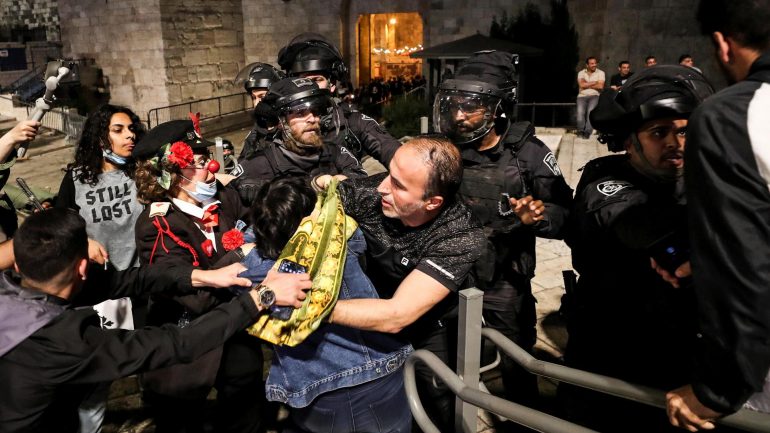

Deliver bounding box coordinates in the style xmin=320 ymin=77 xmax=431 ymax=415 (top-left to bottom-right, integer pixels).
xmin=232 ymin=77 xmax=366 ymax=202
xmin=562 ymin=65 xmax=714 ymax=432
xmin=233 ymin=62 xmax=284 ymax=160
xmin=277 ymin=32 xmax=401 ymax=171
xmin=434 ymin=50 xmax=574 ymax=409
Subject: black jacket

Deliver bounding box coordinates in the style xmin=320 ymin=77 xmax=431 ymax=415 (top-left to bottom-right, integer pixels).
xmin=322 ymin=106 xmax=401 ymax=167
xmin=565 ymin=154 xmax=695 ymax=389
xmin=0 ymin=266 xmax=260 ymax=433
xmin=685 ymin=51 xmax=770 ymax=413
xmin=232 ymin=136 xmax=367 ymax=204
xmin=459 ymin=121 xmax=573 ymax=297
xmin=134 ymin=183 xmax=247 ymax=322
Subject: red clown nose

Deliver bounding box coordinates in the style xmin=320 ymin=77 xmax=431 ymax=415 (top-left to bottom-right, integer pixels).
xmin=207 ymin=160 xmax=220 ymax=174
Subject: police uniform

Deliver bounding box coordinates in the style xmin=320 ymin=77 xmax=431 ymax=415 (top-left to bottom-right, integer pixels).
xmin=276 ymin=33 xmax=401 ymax=170
xmin=459 ymin=120 xmax=573 ymax=406
xmin=234 ymin=137 xmax=366 ymax=204
xmin=321 ymin=105 xmax=401 ymax=169
xmin=563 ymin=154 xmax=695 ymax=431
xmin=231 ymin=77 xmax=368 ymax=204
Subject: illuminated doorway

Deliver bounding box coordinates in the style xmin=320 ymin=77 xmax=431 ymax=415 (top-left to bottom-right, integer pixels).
xmin=357 ymin=12 xmax=423 ymax=86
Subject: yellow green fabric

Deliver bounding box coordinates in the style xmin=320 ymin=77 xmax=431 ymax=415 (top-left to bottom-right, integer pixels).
xmin=247 ymin=179 xmax=357 ymax=346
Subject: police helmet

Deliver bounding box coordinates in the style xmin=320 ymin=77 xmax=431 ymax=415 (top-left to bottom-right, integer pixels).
xmin=261 ymin=77 xmax=339 ymax=148
xmin=433 ymin=50 xmax=519 ymax=144
xmin=234 ymin=62 xmax=284 ymax=93
xmin=590 ymin=65 xmax=714 ymax=152
xmin=277 ymin=33 xmax=348 ymax=84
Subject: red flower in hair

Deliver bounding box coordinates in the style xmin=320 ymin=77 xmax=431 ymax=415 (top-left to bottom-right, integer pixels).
xmin=222 ymin=229 xmax=245 ymax=251
xmin=168 ymin=141 xmax=194 ymax=167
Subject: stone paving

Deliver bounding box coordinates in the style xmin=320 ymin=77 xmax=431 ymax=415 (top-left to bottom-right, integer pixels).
xmin=4 ymin=120 xmax=610 ymax=432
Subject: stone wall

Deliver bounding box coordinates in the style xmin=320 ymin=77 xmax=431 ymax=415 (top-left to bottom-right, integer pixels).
xmin=54 ymin=0 xmax=725 ymax=120
xmin=159 ymin=0 xmax=244 ymax=104
xmin=58 ymin=0 xmax=169 ymax=120
xmin=238 ymin=0 xmax=526 ymax=85
xmin=568 ymin=0 xmax=724 ymax=88
xmin=0 ymin=0 xmax=60 ymax=41
xmin=241 ymin=0 xmax=342 ymax=67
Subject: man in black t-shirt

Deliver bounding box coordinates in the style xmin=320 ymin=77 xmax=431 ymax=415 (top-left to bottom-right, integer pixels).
xmin=610 ymin=60 xmax=633 ymax=91
xmin=317 ymin=136 xmax=486 ymax=431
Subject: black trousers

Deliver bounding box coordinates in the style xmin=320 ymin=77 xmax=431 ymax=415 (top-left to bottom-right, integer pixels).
xmin=482 ymin=274 xmax=540 ymax=408
xmin=145 ymin=331 xmax=265 ymax=433
xmin=411 ymin=323 xmax=457 ymax=432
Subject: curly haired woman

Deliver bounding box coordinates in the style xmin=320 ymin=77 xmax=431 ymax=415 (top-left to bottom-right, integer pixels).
xmin=54 ymin=104 xmax=145 ymax=433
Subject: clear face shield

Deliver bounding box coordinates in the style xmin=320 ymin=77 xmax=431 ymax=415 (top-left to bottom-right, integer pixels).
xmin=278 ymin=95 xmax=339 ymax=149
xmin=433 ymin=90 xmax=501 ymax=144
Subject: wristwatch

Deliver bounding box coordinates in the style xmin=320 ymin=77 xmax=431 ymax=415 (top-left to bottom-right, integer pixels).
xmin=256 ymin=284 xmax=276 ymax=310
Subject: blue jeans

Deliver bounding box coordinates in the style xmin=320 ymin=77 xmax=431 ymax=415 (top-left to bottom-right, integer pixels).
xmin=576 ymin=95 xmax=599 ymax=135
xmin=284 ymin=367 xmax=411 ymax=433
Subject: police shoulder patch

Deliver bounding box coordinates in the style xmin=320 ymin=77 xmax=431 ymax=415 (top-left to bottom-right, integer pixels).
xmin=149 ymin=202 xmax=171 ymax=217
xmin=542 ymin=152 xmax=562 ymax=176
xmin=596 ymin=180 xmax=631 ymax=196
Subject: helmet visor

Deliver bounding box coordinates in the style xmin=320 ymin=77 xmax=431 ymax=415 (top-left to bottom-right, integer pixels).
xmin=279 ymin=95 xmax=340 ymax=146
xmin=433 ymin=90 xmax=500 ymax=144
xmin=280 ymin=95 xmax=334 ymax=119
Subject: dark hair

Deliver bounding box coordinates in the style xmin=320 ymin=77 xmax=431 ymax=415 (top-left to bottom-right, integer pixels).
xmin=585 ymin=56 xmax=598 ymax=64
xmin=250 ymin=177 xmax=316 ymax=260
xmin=69 ymin=104 xmax=145 ymax=186
xmin=404 ymin=135 xmax=463 ymax=201
xmin=618 ymin=60 xmax=630 ymax=67
xmin=697 ymin=0 xmax=770 ymax=51
xmin=14 ymin=208 xmax=88 ymax=283
xmin=678 ymin=54 xmax=692 ymax=63
xmin=133 ymin=158 xmax=182 ymax=203
xmin=645 ymin=55 xmax=656 ymax=63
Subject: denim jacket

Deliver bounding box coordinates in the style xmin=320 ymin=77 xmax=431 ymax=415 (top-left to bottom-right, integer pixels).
xmin=238 ymin=229 xmax=413 ymax=408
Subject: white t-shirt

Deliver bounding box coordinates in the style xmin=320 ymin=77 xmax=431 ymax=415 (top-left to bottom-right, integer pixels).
xmin=578 ymin=68 xmax=606 ymax=97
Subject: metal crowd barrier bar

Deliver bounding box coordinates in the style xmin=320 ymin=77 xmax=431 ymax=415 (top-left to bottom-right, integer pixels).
xmin=516 ymin=102 xmax=576 ymax=128
xmin=482 ymin=327 xmax=770 ymax=433
xmin=405 ymin=350 xmax=597 ymax=433
xmin=147 ymin=93 xmax=251 ymax=128
xmin=405 ymin=288 xmax=770 ymax=432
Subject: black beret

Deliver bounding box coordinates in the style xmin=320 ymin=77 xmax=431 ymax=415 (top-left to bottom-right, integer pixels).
xmin=132 ymin=119 xmax=213 ymax=159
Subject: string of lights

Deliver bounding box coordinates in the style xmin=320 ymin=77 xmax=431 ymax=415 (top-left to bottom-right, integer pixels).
xmin=371 ymin=44 xmax=423 ymax=55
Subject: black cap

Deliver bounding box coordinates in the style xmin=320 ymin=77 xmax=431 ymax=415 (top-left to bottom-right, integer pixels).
xmin=132 ymin=119 xmax=213 ymax=159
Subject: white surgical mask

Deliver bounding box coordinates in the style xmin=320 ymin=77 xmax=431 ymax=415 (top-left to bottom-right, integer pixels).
xmin=181 ymin=176 xmax=217 ymax=202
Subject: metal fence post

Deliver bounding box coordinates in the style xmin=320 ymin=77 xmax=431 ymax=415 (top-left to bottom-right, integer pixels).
xmin=456 ymin=288 xmax=484 ymax=433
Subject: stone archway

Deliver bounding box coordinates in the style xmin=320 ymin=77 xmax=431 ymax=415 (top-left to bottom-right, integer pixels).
xmin=355 ymin=12 xmax=424 ymax=87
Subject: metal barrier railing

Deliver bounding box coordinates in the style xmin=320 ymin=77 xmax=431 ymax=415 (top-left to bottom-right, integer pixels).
xmin=404 ymin=288 xmax=770 ymax=433
xmin=516 ymin=102 xmax=576 ymax=128
xmin=3 ymin=63 xmax=47 ymax=94
xmin=405 ymin=351 xmax=597 ymax=433
xmin=146 ymin=93 xmax=251 ymax=128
